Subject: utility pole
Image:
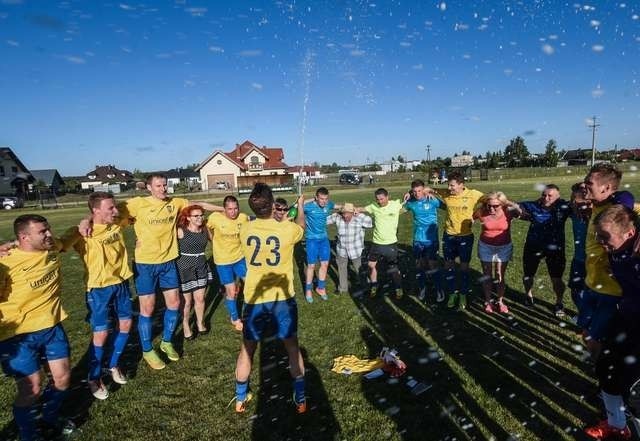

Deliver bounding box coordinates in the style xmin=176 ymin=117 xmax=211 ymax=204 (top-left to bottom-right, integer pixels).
xmin=426 ymin=144 xmax=431 ymax=175
xmin=589 ymin=115 xmax=600 ymax=167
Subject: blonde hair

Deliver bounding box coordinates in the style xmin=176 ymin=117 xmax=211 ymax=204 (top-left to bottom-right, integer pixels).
xmin=480 ymin=191 xmax=509 ymax=207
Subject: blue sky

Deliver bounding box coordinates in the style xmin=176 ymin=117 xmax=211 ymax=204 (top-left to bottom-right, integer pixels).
xmin=1 ymin=0 xmax=639 ymax=175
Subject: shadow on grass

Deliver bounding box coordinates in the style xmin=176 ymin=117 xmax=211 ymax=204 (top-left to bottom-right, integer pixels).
xmin=250 ymin=340 xmax=340 ymax=441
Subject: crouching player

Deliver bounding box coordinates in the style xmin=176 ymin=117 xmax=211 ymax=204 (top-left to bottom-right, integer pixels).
xmin=233 ymin=185 xmax=307 ymax=414
xmin=584 ymin=205 xmax=640 ymax=440
xmin=0 ymin=215 xmax=74 ymax=440
xmin=63 ymin=192 xmax=133 ymax=399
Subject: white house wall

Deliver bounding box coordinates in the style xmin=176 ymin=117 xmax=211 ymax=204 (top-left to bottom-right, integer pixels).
xmin=199 ymin=154 xmax=240 ymax=190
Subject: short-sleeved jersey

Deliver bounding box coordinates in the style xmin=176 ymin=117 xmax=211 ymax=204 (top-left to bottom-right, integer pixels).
xmin=442 ymin=188 xmax=484 ymax=236
xmin=240 ymin=218 xmax=304 ymax=304
xmin=62 ymin=224 xmax=133 ymax=290
xmin=303 ymin=200 xmax=335 ymax=240
xmin=0 ymin=244 xmax=67 ymax=341
xmin=519 ymin=199 xmax=571 ymax=247
xmin=118 ymin=196 xmax=188 ymax=264
xmin=365 ymin=200 xmax=403 ymax=245
xmin=207 ymin=212 xmax=249 ymax=265
xmin=404 ymin=197 xmax=441 ymax=244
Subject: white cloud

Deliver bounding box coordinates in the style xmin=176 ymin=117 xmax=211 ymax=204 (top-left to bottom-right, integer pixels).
xmin=251 ymin=82 xmax=263 ymax=90
xmin=541 ymin=44 xmax=554 ymax=55
xmin=185 ymin=7 xmax=207 ymax=17
xmin=417 ymin=85 xmax=424 ymax=91
xmin=208 ymin=46 xmax=224 ymax=53
xmin=119 ymin=3 xmax=135 ymax=10
xmin=592 ymin=44 xmax=605 ymax=52
xmin=6 ymin=39 xmax=19 ymax=47
xmin=350 ymin=49 xmax=365 ymax=57
xmin=61 ymin=55 xmax=86 ymax=64
xmin=238 ymin=49 xmax=262 ymax=57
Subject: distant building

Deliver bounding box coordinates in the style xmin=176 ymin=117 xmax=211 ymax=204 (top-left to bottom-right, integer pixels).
xmin=164 ymin=168 xmax=201 ymax=190
xmin=81 ymin=164 xmax=134 ymax=190
xmin=0 ymin=147 xmax=34 ymax=197
xmin=196 ymin=140 xmax=292 ymax=190
xmin=30 ymin=169 xmax=65 ymax=193
xmin=561 ymin=148 xmax=591 ymax=166
xmin=450 ymin=154 xmax=474 ymax=168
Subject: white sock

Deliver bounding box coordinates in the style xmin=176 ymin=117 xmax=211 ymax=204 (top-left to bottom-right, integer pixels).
xmin=602 ymin=391 xmax=626 ymax=429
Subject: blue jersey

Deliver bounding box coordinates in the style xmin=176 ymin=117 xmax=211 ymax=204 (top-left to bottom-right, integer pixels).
xmin=404 ymin=197 xmax=441 ymax=244
xmin=519 ymin=199 xmax=570 ymax=247
xmin=303 ymin=200 xmax=335 ymax=239
xmin=570 ymin=212 xmax=588 ymax=262
xmin=609 ymin=242 xmax=640 ymax=321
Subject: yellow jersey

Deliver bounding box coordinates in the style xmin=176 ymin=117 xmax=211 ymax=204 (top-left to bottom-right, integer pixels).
xmin=118 ymin=196 xmax=188 ymax=264
xmin=585 ymin=203 xmax=622 ymax=296
xmin=240 ymin=218 xmax=303 ymax=304
xmin=0 ymin=244 xmax=67 ymax=341
xmin=207 ymin=212 xmax=249 ymax=265
xmin=62 ymin=224 xmax=133 ymax=290
xmin=442 ymin=188 xmax=484 ymax=236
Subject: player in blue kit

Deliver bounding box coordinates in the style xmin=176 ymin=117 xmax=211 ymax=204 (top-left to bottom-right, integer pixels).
xmin=403 ymin=179 xmax=444 ymax=302
xmin=303 ymin=187 xmax=338 ymax=303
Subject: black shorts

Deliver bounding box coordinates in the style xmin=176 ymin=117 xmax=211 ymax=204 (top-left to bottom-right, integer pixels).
xmin=522 ymin=243 xmax=566 ymax=279
xmin=368 ymin=243 xmax=398 ymax=267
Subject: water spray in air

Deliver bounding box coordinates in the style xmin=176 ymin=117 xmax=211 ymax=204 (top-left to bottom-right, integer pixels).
xmin=298 ymin=49 xmax=313 ymax=196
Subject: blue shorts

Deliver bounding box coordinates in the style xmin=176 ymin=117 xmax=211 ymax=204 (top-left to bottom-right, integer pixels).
xmin=442 ymin=233 xmax=474 ymax=263
xmin=86 ymin=281 xmax=133 ymax=332
xmin=413 ymin=241 xmax=439 ymax=261
xmin=0 ymin=324 xmax=70 ymax=378
xmin=216 ymin=258 xmax=247 ymax=285
xmin=242 ymin=298 xmax=298 ymax=341
xmin=134 ymin=260 xmax=179 ymax=295
xmin=568 ymin=259 xmax=586 ymax=291
xmin=576 ymin=288 xmax=621 ymax=341
xmin=306 ymin=238 xmax=330 ymax=264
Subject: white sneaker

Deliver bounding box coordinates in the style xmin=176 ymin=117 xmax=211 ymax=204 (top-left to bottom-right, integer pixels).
xmin=436 ymin=289 xmax=446 ymax=303
xmin=110 ymin=366 xmax=128 ymax=385
xmin=89 ymin=380 xmax=109 ymax=400
xmin=418 ymin=287 xmax=426 ymax=301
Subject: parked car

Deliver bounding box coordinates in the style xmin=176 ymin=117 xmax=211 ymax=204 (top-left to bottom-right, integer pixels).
xmin=2 ymin=196 xmax=24 ymax=210
xmin=215 ymin=181 xmax=227 ymax=190
xmin=339 ymin=173 xmax=361 ymax=185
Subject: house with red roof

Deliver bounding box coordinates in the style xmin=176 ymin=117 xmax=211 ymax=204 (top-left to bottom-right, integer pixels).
xmin=196 ymin=140 xmax=292 ymax=190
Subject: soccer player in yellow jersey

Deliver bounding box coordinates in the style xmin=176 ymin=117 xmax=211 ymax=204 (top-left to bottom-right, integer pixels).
xmin=580 ymin=164 xmax=634 ymax=359
xmin=438 ymin=171 xmax=484 ymax=310
xmin=111 ymin=174 xmax=221 ymax=369
xmin=0 ymin=215 xmax=74 ymax=440
xmin=63 ymin=192 xmax=132 ymax=400
xmin=207 ymin=195 xmax=249 ymax=331
xmin=233 ymin=184 xmax=307 ymax=414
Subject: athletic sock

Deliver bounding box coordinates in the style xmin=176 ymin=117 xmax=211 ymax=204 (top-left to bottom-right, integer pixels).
xmin=305 ymin=283 xmax=313 ymax=292
xmin=293 ymin=375 xmax=306 ymax=403
xmin=163 ymin=308 xmax=179 ymax=342
xmin=235 ymin=380 xmax=249 ymax=402
xmin=224 ymin=298 xmax=239 ymax=322
xmin=417 ymin=270 xmax=426 ymax=289
xmin=108 ymin=332 xmax=129 ymax=369
xmin=138 ymin=315 xmax=153 ymax=352
xmin=431 ymin=269 xmax=442 ymax=291
xmin=369 ymin=281 xmax=378 ymax=290
xmin=460 ymin=271 xmax=470 ymax=292
xmin=13 ymin=404 xmax=38 ymax=441
xmin=317 ymin=279 xmax=326 ymax=290
xmin=41 ymin=385 xmax=68 ymax=424
xmin=602 ymin=391 xmax=627 ymax=429
xmin=445 ymin=268 xmax=456 ymax=293
xmin=88 ymin=343 xmax=104 ymax=380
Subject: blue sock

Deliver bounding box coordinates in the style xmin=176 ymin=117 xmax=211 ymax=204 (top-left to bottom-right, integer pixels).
xmin=370 ymin=281 xmax=378 ymax=289
xmin=445 ymin=268 xmax=456 ymax=293
xmin=41 ymin=385 xmax=68 ymax=424
xmin=13 ymin=404 xmax=38 ymax=441
xmin=431 ymin=269 xmax=442 ymax=291
xmin=317 ymin=279 xmax=326 ymax=290
xmin=602 ymin=391 xmax=627 ymax=429
xmin=109 ymin=332 xmax=129 ymax=368
xmin=417 ymin=270 xmax=426 ymax=289
xmin=138 ymin=315 xmax=153 ymax=352
xmin=235 ymin=380 xmax=249 ymax=402
xmin=88 ymin=343 xmax=104 ymax=380
xmin=224 ymin=298 xmax=239 ymax=322
xmin=305 ymin=283 xmax=313 ymax=292
xmin=163 ymin=308 xmax=179 ymax=342
xmin=293 ymin=376 xmax=305 ymax=403
xmin=460 ymin=271 xmax=470 ymax=293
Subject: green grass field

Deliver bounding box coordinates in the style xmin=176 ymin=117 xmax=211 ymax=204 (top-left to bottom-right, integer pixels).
xmin=1 ymin=169 xmax=639 ymax=441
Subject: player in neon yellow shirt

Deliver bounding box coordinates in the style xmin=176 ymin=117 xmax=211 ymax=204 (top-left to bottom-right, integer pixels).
xmin=207 ymin=195 xmax=250 ymax=331
xmin=101 ymin=174 xmax=221 ymax=369
xmin=0 ymin=215 xmax=74 ymax=440
xmin=438 ymin=171 xmax=484 ymax=310
xmin=233 ymin=184 xmax=308 ymax=414
xmin=360 ymin=188 xmax=405 ymax=299
xmin=63 ymin=192 xmax=133 ymax=399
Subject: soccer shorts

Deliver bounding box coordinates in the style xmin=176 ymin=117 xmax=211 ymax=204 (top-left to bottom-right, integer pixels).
xmin=306 ymin=238 xmax=331 ymax=264
xmin=522 ymin=243 xmax=566 ymax=279
xmin=86 ymin=281 xmax=133 ymax=332
xmin=413 ymin=241 xmax=439 ymax=261
xmin=242 ymin=298 xmax=298 ymax=341
xmin=134 ymin=260 xmax=180 ymax=295
xmin=368 ymin=243 xmax=399 ymax=268
xmin=576 ymin=288 xmax=621 ymax=341
xmin=442 ymin=233 xmax=474 ymax=263
xmin=216 ymin=258 xmax=247 ymax=285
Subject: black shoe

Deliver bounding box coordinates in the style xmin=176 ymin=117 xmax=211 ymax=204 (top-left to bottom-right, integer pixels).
xmin=525 ymin=295 xmax=534 ymax=306
xmin=39 ymin=418 xmax=76 ymax=439
xmin=554 ymin=303 xmax=565 ymax=317
xmin=198 ymin=328 xmax=210 ymax=336
xmin=184 ymin=333 xmax=196 ymax=341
